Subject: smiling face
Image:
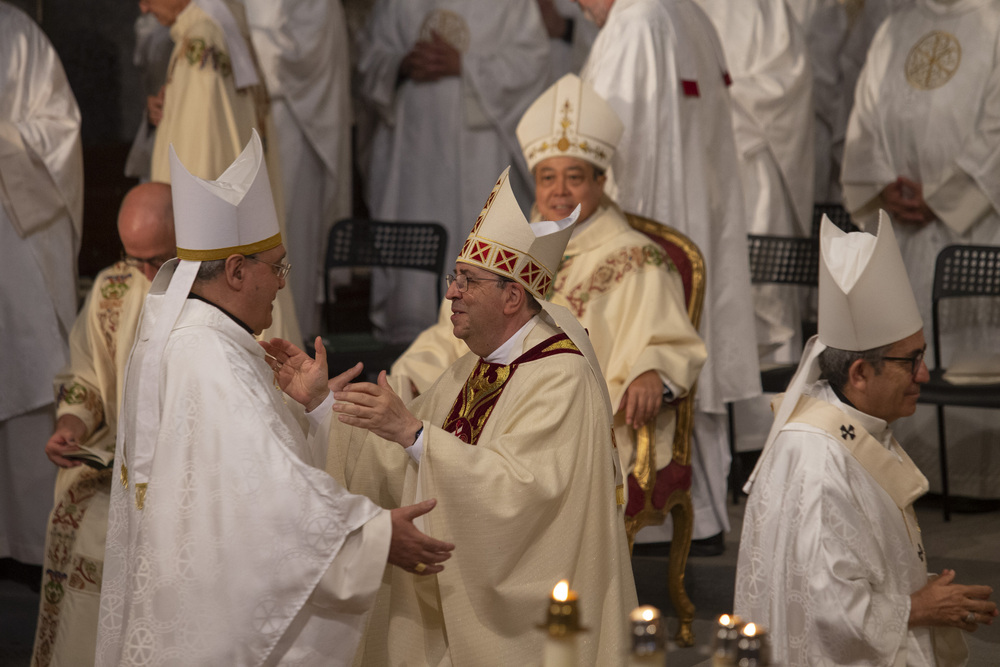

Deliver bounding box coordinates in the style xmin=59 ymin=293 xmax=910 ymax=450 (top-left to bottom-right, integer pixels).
xmin=534 ymin=156 xmax=606 ymax=224
xmin=446 ymin=263 xmax=510 ymax=357
xmin=854 ymin=329 xmax=929 ymax=424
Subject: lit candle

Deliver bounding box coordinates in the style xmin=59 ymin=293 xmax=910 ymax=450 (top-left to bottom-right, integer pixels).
xmin=540 ymin=580 xmax=584 ymax=667
xmin=627 ymin=605 xmax=665 ymax=666
xmin=736 ymin=622 xmax=769 ymax=666
xmin=711 ymin=614 xmax=742 ymax=667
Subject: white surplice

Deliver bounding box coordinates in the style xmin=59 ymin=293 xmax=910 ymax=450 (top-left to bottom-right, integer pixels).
xmin=244 ymin=0 xmax=353 ymax=339
xmin=694 ymin=0 xmax=814 ymax=363
xmin=0 ymin=2 xmax=83 ymax=565
xmin=841 ymin=0 xmax=1000 ymax=498
xmin=357 ymin=0 xmax=550 ymax=343
xmin=96 ymin=292 xmax=390 ymax=667
xmin=581 ymin=0 xmax=760 ymax=539
xmin=736 ymin=382 xmax=968 ymax=667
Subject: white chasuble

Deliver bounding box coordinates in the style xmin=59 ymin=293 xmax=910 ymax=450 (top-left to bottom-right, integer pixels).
xmin=244 ymin=0 xmax=354 ymax=339
xmin=357 ymin=0 xmax=550 ymax=343
xmin=330 ymin=316 xmax=637 ymax=666
xmin=581 ymin=0 xmax=759 ymax=413
xmin=97 ymin=300 xmax=387 ymax=666
xmin=736 ymin=382 xmax=967 ymax=667
xmin=842 ymin=0 xmax=1000 ymax=498
xmin=0 ymin=2 xmax=83 ymax=565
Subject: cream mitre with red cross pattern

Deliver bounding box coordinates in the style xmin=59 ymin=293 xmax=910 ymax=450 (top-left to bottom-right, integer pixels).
xmin=457 ymin=166 xmax=579 ymax=299
xmin=516 ymin=73 xmax=624 ymax=172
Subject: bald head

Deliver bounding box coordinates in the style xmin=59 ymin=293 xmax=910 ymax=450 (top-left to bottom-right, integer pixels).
xmin=118 ymin=182 xmax=176 ymax=282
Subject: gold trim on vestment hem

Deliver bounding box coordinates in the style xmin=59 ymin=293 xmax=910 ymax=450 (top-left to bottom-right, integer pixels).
xmin=135 ymin=483 xmax=148 ymax=510
xmin=177 ymin=232 xmax=282 ymax=261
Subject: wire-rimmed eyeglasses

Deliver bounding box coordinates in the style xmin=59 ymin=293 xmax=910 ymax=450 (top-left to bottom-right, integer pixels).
xmin=445 ymin=273 xmax=508 ymax=293
xmin=247 ymin=255 xmax=292 ymax=280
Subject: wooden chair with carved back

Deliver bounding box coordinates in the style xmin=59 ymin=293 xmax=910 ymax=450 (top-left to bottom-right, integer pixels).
xmin=623 ymin=212 xmax=706 ymax=647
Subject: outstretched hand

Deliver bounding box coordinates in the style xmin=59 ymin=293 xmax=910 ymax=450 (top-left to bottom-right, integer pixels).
xmin=333 ymin=371 xmax=423 ymax=447
xmin=388 ymin=498 xmax=455 ymax=576
xmin=260 ymin=336 xmax=329 ymax=411
xmin=910 ymin=569 xmax=997 ymax=631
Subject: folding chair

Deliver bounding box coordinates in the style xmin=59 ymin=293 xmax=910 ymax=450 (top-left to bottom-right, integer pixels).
xmin=812 ymin=202 xmax=859 ymax=237
xmin=914 ymin=244 xmax=1000 ymax=521
xmin=728 ymin=234 xmax=819 ymax=501
xmin=321 ymin=219 xmax=448 ymax=381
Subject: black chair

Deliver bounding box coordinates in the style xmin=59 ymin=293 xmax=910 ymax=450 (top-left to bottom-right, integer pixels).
xmin=812 ymin=202 xmax=859 ymax=237
xmin=321 ymin=219 xmax=448 ymax=381
xmin=914 ymin=244 xmax=1000 ymax=521
xmin=729 ymin=234 xmax=820 ymax=501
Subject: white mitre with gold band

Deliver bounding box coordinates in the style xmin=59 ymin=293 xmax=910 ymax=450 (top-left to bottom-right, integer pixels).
xmin=516 ymin=73 xmax=624 ymax=172
xmin=744 ymin=211 xmax=923 ymax=492
xmin=458 ymin=166 xmax=577 ymax=299
xmin=119 ymin=129 xmax=279 ymax=506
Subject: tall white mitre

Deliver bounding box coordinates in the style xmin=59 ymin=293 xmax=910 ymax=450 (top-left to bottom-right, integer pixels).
xmin=515 ymin=73 xmax=624 ymax=172
xmin=744 ymin=211 xmax=923 ymax=492
xmin=122 ymin=129 xmax=278 ymax=501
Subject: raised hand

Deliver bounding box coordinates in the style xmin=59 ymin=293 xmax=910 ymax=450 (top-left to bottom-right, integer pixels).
xmin=333 ymin=371 xmax=423 ymax=447
xmin=260 ymin=336 xmax=330 ymax=411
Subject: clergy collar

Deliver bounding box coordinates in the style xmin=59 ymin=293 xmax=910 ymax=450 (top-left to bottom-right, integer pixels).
xmin=187 ymin=292 xmax=254 ymax=335
xmin=483 ymin=315 xmax=539 ymax=365
xmin=811 ymin=380 xmax=894 ymax=449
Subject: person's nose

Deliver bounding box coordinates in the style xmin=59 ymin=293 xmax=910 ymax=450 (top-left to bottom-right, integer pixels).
xmin=915 ymin=358 xmax=931 ymax=384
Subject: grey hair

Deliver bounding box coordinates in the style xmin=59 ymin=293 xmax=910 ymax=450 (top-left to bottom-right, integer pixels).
xmin=195 ymin=258 xmax=227 ymax=282
xmin=818 ymin=343 xmax=893 ymax=391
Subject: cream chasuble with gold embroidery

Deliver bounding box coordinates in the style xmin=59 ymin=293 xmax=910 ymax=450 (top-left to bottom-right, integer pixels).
xmin=390 ymin=201 xmax=706 ymax=478
xmin=330 ymin=315 xmax=637 ymax=667
xmin=735 ymin=382 xmax=968 ymax=667
xmin=32 ymin=264 xmax=148 ymax=667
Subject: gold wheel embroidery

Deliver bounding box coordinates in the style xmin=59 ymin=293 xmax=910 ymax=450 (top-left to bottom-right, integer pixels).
xmin=905 ymin=31 xmax=961 ymax=91
xmin=419 ymin=9 xmax=470 ymax=53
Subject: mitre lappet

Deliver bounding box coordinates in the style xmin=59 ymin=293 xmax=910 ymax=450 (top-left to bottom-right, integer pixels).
xmin=744 ymin=210 xmax=923 ymax=491
xmin=120 ymin=129 xmax=279 ymax=505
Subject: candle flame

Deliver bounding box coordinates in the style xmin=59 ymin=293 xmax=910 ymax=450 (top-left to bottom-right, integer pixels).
xmin=553 ymin=580 xmax=569 ymax=602
xmin=719 ymin=614 xmax=731 ymax=626
xmin=641 ymin=608 xmax=655 ymax=622
xmin=744 ymin=623 xmax=757 ymax=637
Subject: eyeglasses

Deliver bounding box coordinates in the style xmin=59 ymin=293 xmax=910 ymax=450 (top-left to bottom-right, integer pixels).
xmin=445 ymin=273 xmax=508 ymax=293
xmin=881 ymin=348 xmax=926 ymax=376
xmin=247 ymin=255 xmax=292 ymax=280
xmin=121 ymin=252 xmax=174 ymax=271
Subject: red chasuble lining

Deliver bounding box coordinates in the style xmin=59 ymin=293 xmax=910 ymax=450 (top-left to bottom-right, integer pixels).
xmin=442 ymin=333 xmax=582 ymax=445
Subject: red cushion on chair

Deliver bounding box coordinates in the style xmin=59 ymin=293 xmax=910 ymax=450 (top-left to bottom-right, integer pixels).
xmin=625 ymin=461 xmax=693 ymax=517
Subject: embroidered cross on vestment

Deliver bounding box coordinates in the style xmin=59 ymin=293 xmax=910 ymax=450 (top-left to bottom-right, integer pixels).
xmin=840 ymin=424 xmax=856 ymax=440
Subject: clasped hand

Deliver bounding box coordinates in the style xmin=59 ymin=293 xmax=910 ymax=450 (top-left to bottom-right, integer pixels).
xmin=332 ymin=370 xmax=423 ymax=447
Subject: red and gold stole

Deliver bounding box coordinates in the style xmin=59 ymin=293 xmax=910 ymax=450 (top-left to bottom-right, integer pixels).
xmin=442 ymin=333 xmax=582 ymax=445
